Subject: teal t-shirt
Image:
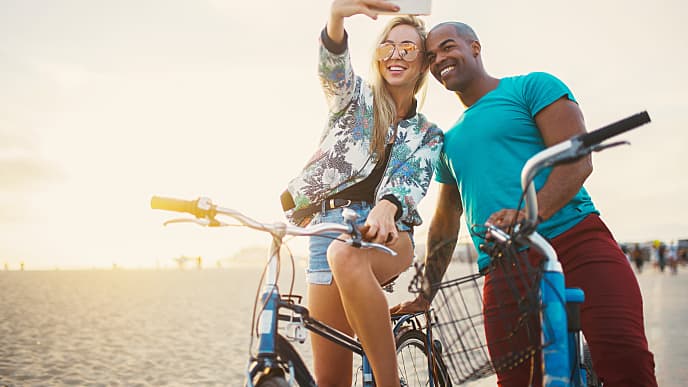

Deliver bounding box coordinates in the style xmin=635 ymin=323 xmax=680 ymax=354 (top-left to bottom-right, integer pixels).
xmin=435 ymin=72 xmax=599 ymax=270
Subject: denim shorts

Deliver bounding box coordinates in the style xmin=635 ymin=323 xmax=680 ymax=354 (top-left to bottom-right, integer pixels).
xmin=306 ymin=201 xmax=413 ymax=285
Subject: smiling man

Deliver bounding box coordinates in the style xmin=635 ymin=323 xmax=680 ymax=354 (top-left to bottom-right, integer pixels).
xmin=394 ymin=21 xmax=658 ymax=387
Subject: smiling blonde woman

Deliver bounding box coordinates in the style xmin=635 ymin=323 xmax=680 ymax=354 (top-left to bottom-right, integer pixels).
xmin=281 ymin=1 xmax=443 ymax=385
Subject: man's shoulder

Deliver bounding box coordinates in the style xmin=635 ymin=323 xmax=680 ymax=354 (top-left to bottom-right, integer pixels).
xmin=507 ymin=72 xmax=563 ymax=85
xmin=504 ymin=72 xmax=574 ymax=105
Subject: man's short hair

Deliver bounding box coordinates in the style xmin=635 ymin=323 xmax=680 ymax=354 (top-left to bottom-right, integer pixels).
xmin=431 ymin=22 xmax=479 ymax=43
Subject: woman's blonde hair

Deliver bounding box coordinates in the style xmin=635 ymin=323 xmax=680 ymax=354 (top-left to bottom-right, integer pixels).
xmin=369 ymin=16 xmax=429 ymax=159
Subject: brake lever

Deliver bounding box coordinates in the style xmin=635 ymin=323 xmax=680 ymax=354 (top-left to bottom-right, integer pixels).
xmin=163 ymin=218 xmax=209 ymax=226
xmin=341 ymin=239 xmax=397 ymax=256
xmin=590 ymin=140 xmax=629 ymax=153
xmin=551 ymin=139 xmax=630 ymax=166
xmin=361 ymin=241 xmax=397 ymax=256
xmin=484 ymin=223 xmax=511 ymax=243
xmin=163 ymin=217 xmax=223 ymax=227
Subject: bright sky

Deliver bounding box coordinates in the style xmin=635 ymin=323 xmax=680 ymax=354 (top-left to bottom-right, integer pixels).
xmin=2 ymin=0 xmax=687 ymax=270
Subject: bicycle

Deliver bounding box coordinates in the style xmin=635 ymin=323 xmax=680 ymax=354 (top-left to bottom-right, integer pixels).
xmin=410 ymin=111 xmax=651 ymax=387
xmin=150 ymin=197 xmax=451 ymax=386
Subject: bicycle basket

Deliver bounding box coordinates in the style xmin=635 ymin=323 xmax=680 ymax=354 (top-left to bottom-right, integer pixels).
xmin=430 ymin=242 xmax=544 ymax=384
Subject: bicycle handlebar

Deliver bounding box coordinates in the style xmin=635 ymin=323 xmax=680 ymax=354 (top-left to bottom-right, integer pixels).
xmin=150 ymin=195 xmax=398 ymax=256
xmin=577 ymin=111 xmax=650 ymax=148
xmin=507 ymin=110 xmax=651 ymax=268
xmin=151 ymin=196 xmax=211 ymax=218
xmin=520 ymin=110 xmax=651 ymax=226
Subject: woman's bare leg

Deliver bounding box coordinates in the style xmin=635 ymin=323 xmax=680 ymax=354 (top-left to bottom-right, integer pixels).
xmin=308 ymin=280 xmax=354 ymax=387
xmin=327 ymin=231 xmax=414 ymax=387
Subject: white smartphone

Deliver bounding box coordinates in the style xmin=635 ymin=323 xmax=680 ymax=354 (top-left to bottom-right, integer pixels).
xmin=378 ymin=0 xmax=432 ymax=15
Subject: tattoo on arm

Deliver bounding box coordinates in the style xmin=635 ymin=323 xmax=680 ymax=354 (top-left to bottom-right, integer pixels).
xmin=422 ymin=236 xmax=458 ymax=301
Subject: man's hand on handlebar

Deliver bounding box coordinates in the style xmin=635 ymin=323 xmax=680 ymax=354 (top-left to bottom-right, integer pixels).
xmin=485 ymin=209 xmax=528 ymax=236
xmin=389 ymin=295 xmax=431 ymax=316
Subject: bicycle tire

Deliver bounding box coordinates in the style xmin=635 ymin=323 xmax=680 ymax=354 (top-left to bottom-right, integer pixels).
xmin=275 ymin=334 xmax=317 ymax=387
xmin=255 ymin=375 xmax=290 ymax=387
xmin=432 ymin=339 xmax=452 ymax=387
xmin=397 ymin=329 xmax=447 ymax=387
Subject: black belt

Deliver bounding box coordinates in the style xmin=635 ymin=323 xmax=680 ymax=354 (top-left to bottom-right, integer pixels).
xmin=292 ymin=198 xmax=360 ymax=222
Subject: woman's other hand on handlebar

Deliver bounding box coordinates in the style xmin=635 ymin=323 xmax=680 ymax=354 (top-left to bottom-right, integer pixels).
xmin=361 ymin=200 xmax=399 ymax=245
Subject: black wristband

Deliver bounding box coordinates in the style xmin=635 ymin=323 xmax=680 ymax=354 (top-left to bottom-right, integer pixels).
xmin=381 ymin=194 xmax=403 ymax=221
xmin=321 ymin=26 xmax=348 ymax=55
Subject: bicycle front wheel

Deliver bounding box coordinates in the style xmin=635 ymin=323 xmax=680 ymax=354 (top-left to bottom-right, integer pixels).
xmin=275 ymin=334 xmax=316 ymax=387
xmin=582 ymin=343 xmax=601 ymax=387
xmin=396 ymin=329 xmax=432 ymax=387
xmin=249 ymin=335 xmax=315 ymax=387
xmin=255 ymin=376 xmax=290 ymax=387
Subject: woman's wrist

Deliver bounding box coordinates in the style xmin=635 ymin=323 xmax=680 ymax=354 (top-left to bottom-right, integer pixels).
xmin=373 ymin=199 xmax=398 ymax=220
xmin=326 ymin=13 xmax=346 ymax=45
xmin=322 ymin=25 xmax=347 ymax=54
xmin=381 ymin=194 xmax=403 ymax=220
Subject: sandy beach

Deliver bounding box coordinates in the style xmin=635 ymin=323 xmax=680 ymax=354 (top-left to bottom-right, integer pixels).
xmin=1 ymin=269 xmax=257 ymax=385
xmin=1 ymin=262 xmax=686 ymax=386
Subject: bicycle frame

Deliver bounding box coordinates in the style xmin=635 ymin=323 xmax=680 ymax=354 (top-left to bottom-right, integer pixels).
xmin=247 ymin=228 xmax=444 ymax=387
xmin=247 ymin=228 xmax=370 ymax=386
xmin=245 ymin=224 xmax=369 ymax=386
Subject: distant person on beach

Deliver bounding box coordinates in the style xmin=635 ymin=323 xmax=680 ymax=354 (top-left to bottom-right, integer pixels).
xmin=633 ymin=243 xmax=645 ymax=273
xmin=281 ymin=1 xmax=443 ymax=385
xmin=658 ymin=242 xmax=667 ymax=272
xmin=392 ymin=21 xmax=657 ymax=386
xmin=668 ymin=241 xmax=679 ymax=274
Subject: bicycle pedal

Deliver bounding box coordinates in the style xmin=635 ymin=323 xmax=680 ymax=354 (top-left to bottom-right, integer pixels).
xmin=285 ymin=322 xmax=307 ymax=343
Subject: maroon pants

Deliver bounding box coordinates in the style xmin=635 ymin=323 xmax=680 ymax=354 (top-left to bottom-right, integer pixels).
xmin=484 ymin=214 xmax=657 ymax=386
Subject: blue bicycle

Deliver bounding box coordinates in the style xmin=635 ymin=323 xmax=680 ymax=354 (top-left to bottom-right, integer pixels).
xmin=151 ymin=197 xmax=451 ymax=386
xmin=412 ymin=111 xmax=651 ymax=387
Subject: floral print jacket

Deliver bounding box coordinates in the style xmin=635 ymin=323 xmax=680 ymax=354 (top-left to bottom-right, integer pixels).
xmin=286 ymin=33 xmax=444 ymax=227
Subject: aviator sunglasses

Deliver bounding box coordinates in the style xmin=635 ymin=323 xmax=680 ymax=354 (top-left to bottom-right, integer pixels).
xmin=375 ymin=42 xmax=422 ymax=62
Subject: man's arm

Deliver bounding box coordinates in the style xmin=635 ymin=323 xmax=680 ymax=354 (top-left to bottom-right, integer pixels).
xmin=486 ymin=97 xmax=592 ymax=227
xmin=390 ymin=182 xmax=462 ymax=314
xmin=534 ymin=97 xmax=592 ymax=220
xmin=423 ymin=183 xmax=463 ymax=299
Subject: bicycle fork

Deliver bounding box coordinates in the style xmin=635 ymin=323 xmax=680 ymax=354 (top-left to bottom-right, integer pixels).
xmin=540 ymin=259 xmax=587 ymax=387
xmin=565 ymin=288 xmax=586 ymax=387
xmin=247 ymin=232 xmax=296 ymax=386
xmin=541 ymin=264 xmax=570 ymax=387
